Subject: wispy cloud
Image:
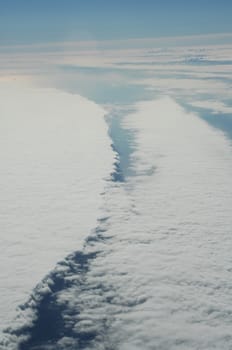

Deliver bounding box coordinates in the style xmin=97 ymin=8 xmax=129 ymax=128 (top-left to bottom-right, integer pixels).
xmin=1 ymin=35 xmax=232 ymax=111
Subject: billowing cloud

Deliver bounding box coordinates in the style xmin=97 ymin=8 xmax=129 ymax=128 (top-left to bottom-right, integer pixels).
xmin=1 ymin=34 xmax=232 ymax=350
xmin=4 ymin=97 xmax=232 ymax=350
xmin=0 ymin=81 xmax=115 ymax=344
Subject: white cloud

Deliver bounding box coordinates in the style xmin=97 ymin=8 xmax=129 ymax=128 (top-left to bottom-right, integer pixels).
xmin=189 ymin=100 xmax=232 ymax=114
xmin=81 ymin=98 xmax=232 ymax=349
xmin=10 ymin=98 xmax=232 ymax=350
xmin=2 ymin=36 xmax=232 ymax=350
xmin=0 ymin=81 xmax=115 ymax=345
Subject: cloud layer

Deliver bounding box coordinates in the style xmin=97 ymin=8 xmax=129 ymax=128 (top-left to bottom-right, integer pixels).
xmin=1 ymin=36 xmax=232 ymax=349
xmin=0 ymin=82 xmax=115 ymax=340
xmin=4 ymin=97 xmax=232 ymax=350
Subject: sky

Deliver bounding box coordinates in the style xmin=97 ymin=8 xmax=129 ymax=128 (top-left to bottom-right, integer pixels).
xmin=0 ymin=0 xmax=232 ymax=44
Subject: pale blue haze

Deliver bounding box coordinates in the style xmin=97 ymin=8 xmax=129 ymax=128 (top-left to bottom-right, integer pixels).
xmin=0 ymin=0 xmax=232 ymax=43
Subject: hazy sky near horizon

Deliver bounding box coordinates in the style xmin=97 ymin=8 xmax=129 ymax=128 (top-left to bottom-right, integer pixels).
xmin=0 ymin=0 xmax=232 ymax=44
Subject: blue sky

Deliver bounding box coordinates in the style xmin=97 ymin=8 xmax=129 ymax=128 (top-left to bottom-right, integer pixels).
xmin=0 ymin=0 xmax=232 ymax=44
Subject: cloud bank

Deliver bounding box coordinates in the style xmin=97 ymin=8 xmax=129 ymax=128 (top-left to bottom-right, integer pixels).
xmin=4 ymin=97 xmax=232 ymax=350
xmin=0 ymin=82 xmax=115 ymax=341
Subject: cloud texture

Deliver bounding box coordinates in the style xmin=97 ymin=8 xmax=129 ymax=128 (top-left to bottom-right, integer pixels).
xmin=0 ymin=82 xmax=115 ymax=340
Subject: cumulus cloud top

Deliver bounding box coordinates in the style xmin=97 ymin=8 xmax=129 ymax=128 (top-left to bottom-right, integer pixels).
xmin=1 ymin=37 xmax=232 ymax=349
xmin=0 ymin=82 xmax=115 ymax=337
xmin=5 ymin=97 xmax=232 ymax=350
xmin=81 ymin=98 xmax=232 ymax=349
